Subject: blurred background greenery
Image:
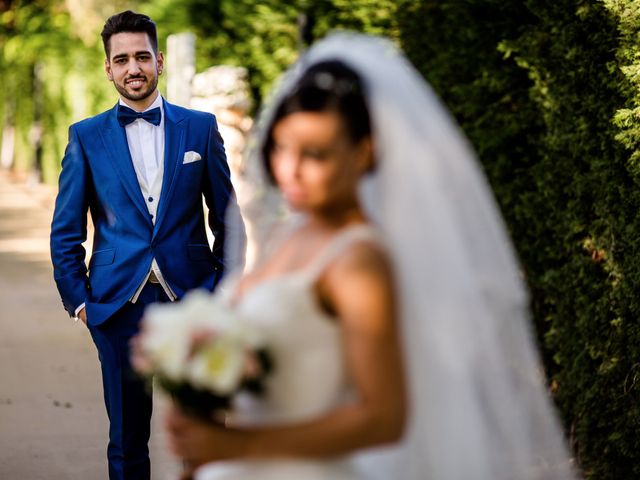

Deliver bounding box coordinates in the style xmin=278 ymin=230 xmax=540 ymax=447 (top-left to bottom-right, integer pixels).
xmin=2 ymin=1 xmax=640 ymax=478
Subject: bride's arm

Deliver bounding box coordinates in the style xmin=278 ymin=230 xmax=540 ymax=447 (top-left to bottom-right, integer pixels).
xmin=166 ymin=243 xmax=407 ymax=466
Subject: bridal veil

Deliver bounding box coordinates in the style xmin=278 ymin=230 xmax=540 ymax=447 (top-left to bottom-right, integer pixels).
xmin=235 ymin=32 xmax=579 ymax=480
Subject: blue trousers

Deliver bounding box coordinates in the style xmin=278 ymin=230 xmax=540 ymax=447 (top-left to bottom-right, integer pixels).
xmin=88 ymin=283 xmax=169 ymax=480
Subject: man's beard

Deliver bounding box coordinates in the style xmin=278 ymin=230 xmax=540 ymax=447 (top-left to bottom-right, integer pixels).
xmin=114 ymin=73 xmax=158 ymax=103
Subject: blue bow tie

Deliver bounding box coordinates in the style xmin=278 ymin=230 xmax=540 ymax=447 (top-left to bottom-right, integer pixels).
xmin=117 ymin=105 xmax=162 ymax=127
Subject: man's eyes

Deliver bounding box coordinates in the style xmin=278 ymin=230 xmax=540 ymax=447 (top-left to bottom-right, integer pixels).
xmin=113 ymin=55 xmax=151 ymax=64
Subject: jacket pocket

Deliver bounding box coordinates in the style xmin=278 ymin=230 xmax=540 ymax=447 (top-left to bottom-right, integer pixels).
xmin=187 ymin=244 xmax=213 ymax=261
xmin=89 ymin=248 xmax=116 ymax=267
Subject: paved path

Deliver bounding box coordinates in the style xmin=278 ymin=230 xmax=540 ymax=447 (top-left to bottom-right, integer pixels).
xmin=0 ymin=171 xmax=180 ymax=479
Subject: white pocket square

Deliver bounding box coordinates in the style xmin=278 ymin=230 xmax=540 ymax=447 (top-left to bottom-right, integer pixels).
xmin=183 ymin=151 xmax=202 ymax=164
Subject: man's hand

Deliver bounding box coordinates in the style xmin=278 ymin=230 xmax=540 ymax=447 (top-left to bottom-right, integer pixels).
xmin=77 ymin=308 xmax=87 ymax=325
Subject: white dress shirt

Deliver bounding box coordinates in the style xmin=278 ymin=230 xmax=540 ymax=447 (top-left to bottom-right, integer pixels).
xmin=123 ymin=95 xmax=164 ymax=187
xmin=121 ymin=95 xmax=177 ymax=303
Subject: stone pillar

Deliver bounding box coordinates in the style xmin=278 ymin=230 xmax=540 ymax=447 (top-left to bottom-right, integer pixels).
xmin=190 ymin=65 xmax=253 ymax=180
xmin=166 ymin=33 xmax=196 ymax=107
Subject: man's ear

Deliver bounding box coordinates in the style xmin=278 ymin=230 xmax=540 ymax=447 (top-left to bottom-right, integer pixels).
xmin=105 ymin=58 xmax=113 ymax=81
xmin=157 ymin=51 xmax=164 ymax=75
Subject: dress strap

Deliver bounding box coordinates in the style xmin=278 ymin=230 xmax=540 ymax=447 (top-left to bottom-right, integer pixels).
xmin=303 ymin=225 xmax=380 ymax=281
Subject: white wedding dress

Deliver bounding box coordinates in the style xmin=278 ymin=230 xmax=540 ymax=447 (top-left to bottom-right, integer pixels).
xmin=194 ymin=226 xmax=376 ymax=480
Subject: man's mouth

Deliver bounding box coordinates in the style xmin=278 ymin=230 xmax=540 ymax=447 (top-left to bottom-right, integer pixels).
xmin=126 ymin=77 xmax=146 ymax=88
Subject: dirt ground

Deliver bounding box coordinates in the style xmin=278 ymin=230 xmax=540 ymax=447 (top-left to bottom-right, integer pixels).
xmin=0 ymin=171 xmax=180 ymax=479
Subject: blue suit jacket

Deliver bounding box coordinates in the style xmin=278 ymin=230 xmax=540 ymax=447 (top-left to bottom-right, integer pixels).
xmin=50 ymin=99 xmax=244 ymax=326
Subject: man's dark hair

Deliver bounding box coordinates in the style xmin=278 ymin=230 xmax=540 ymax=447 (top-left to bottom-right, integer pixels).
xmin=101 ymin=10 xmax=158 ymax=59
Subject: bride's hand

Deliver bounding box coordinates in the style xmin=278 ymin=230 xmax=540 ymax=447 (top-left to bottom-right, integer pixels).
xmin=165 ymin=403 xmax=227 ymax=467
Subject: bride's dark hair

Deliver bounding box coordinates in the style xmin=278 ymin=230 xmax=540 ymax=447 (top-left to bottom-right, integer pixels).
xmin=262 ymin=60 xmax=371 ymax=183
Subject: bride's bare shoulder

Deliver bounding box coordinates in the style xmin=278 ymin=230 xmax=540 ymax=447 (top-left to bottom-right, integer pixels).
xmin=321 ymin=235 xmax=395 ymax=297
xmin=314 ymin=235 xmax=396 ymax=332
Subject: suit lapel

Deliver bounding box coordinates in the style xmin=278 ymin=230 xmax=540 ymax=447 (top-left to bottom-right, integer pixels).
xmin=100 ymin=105 xmax=152 ymax=226
xmin=153 ymin=100 xmax=186 ymax=239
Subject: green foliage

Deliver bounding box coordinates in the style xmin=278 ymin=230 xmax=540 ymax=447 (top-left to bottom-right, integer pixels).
xmin=307 ymin=0 xmax=398 ymax=39
xmin=143 ymin=0 xmax=301 ymax=104
xmin=394 ymin=1 xmax=640 ymax=477
xmin=0 ymin=0 xmax=136 ymax=181
xmin=143 ymin=0 xmax=396 ymax=106
xmin=607 ymin=0 xmax=640 ymax=164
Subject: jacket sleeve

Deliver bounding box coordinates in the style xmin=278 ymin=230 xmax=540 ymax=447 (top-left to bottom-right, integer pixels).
xmin=202 ymin=115 xmax=246 ymax=277
xmin=50 ymin=125 xmax=90 ymax=316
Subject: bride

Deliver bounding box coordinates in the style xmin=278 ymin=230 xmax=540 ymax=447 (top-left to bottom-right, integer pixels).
xmin=163 ymin=33 xmax=579 ymax=480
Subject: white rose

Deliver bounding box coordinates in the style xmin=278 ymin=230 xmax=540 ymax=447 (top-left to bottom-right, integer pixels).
xmin=140 ymin=289 xmax=264 ymax=391
xmin=187 ymin=335 xmax=247 ymax=394
xmin=142 ymin=290 xmax=218 ymax=380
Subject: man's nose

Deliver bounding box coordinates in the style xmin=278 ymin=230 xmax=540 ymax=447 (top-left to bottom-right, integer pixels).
xmin=127 ymin=59 xmax=142 ymax=74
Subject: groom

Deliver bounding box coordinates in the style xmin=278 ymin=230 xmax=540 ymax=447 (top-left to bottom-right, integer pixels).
xmin=50 ymin=10 xmax=244 ymax=480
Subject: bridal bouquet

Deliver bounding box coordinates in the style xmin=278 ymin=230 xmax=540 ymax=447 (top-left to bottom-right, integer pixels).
xmin=132 ymin=289 xmax=272 ymax=420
